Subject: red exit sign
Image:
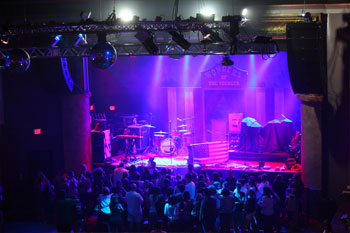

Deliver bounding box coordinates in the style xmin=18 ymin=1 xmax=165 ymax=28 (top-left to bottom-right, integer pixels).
xmin=33 ymin=128 xmax=42 ymax=135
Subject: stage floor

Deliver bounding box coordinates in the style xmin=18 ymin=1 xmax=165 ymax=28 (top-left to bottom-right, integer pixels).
xmin=109 ymin=152 xmax=298 ymax=174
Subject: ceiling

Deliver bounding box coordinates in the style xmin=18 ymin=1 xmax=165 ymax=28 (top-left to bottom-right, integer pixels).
xmin=1 ymin=0 xmax=349 ymax=25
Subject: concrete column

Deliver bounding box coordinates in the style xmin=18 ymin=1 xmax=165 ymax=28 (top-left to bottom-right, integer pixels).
xmin=61 ymin=93 xmax=92 ymax=172
xmin=299 ymin=94 xmax=324 ymax=190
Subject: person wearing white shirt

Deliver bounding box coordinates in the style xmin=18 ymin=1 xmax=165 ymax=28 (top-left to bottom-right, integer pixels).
xmin=126 ymin=183 xmax=144 ymax=232
xmin=184 ymin=173 xmax=196 ymax=200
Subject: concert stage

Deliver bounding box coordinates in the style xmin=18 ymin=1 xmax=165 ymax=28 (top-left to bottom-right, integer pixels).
xmin=108 ymin=151 xmax=298 ymax=175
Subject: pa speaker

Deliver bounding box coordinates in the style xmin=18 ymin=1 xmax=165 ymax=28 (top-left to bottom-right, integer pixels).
xmin=286 ymin=21 xmax=327 ymax=95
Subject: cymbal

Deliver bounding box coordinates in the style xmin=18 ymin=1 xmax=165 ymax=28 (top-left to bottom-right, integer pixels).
xmin=178 ymin=124 xmax=187 ymax=128
xmin=143 ymin=124 xmax=156 ymax=128
xmin=178 ymin=130 xmax=188 ymax=133
xmin=154 ymin=134 xmax=165 ymax=137
xmin=154 ymin=131 xmax=168 ymax=134
xmin=115 ymin=135 xmax=143 ymax=139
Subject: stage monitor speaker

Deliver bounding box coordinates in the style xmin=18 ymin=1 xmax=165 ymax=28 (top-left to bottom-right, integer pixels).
xmin=286 ymin=21 xmax=327 ymax=95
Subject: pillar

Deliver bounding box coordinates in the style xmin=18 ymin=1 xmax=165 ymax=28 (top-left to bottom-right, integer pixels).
xmin=61 ymin=93 xmax=92 ymax=172
xmin=299 ymin=94 xmax=324 ymax=190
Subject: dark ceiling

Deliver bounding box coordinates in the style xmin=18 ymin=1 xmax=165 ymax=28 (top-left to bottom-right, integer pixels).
xmin=0 ymin=0 xmax=348 ymax=25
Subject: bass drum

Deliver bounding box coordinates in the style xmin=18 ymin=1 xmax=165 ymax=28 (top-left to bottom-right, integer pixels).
xmin=160 ymin=138 xmax=176 ymax=154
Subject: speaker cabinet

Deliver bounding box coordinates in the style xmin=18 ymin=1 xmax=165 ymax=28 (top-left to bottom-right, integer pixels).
xmin=286 ymin=21 xmax=327 ymax=95
xmin=91 ymin=130 xmax=111 ymax=163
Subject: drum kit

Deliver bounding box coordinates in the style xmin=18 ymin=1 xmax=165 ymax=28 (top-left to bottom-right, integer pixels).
xmin=153 ymin=117 xmax=194 ymax=155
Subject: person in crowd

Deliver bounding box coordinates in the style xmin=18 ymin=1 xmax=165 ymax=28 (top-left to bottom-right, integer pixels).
xmin=285 ymin=187 xmax=298 ymax=230
xmin=219 ymin=188 xmax=235 ymax=233
xmin=164 ymin=194 xmax=179 ymax=232
xmin=257 ymin=174 xmax=270 ymax=199
xmin=95 ymin=186 xmax=112 ymax=232
xmin=258 ymin=187 xmax=275 ymax=232
xmin=191 ymin=193 xmax=203 ymax=232
xmin=200 ymin=188 xmax=218 ymax=233
xmin=128 ymin=165 xmax=140 ymax=181
xmin=126 ymin=183 xmax=144 ymax=232
xmin=109 ymin=190 xmax=125 ymax=233
xmin=244 ymin=189 xmax=257 ymax=232
xmin=185 ymin=173 xmax=196 ymax=200
xmin=54 ymin=189 xmax=83 ymax=232
xmin=141 ymin=167 xmax=152 ymax=181
xmin=113 ymin=163 xmax=128 ymax=187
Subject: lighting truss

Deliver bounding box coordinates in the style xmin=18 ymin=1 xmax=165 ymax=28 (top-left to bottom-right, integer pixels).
xmin=1 ymin=21 xmax=231 ymax=36
xmin=0 ymin=41 xmax=277 ymax=59
xmin=0 ymin=17 xmax=290 ymax=58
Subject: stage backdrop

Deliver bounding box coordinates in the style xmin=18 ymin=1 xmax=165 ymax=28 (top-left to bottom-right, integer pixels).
xmin=89 ymin=52 xmax=300 ymax=143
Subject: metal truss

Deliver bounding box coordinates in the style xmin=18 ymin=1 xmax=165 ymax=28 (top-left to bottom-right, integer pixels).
xmin=0 ymin=41 xmax=277 ymax=59
xmin=2 ymin=21 xmax=231 ymax=36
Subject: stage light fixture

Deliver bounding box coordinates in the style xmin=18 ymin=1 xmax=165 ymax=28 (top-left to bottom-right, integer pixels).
xmin=5 ymin=48 xmax=31 ymax=72
xmin=222 ymin=55 xmax=234 ymax=66
xmin=169 ymin=31 xmax=191 ymax=50
xmin=196 ymin=13 xmax=215 ymax=22
xmin=74 ymin=33 xmax=88 ymax=46
xmin=200 ymin=26 xmax=222 ymax=43
xmin=80 ymin=11 xmax=91 ymax=21
xmin=120 ymin=9 xmax=133 ymax=22
xmin=201 ymin=8 xmax=215 ymax=17
xmin=135 ymin=26 xmax=159 ymax=55
xmin=51 ymin=35 xmax=62 ymax=47
xmin=241 ymin=8 xmax=248 ymax=17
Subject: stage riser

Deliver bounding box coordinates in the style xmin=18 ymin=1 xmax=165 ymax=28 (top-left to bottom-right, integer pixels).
xmin=229 ymin=151 xmax=288 ymax=162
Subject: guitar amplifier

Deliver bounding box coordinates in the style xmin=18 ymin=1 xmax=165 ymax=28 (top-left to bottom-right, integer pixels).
xmin=128 ymin=125 xmax=150 ymax=150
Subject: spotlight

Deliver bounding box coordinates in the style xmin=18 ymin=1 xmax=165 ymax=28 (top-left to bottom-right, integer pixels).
xmin=135 ymin=26 xmax=159 ymax=55
xmin=197 ymin=13 xmax=215 ymax=22
xmin=51 ymin=35 xmax=62 ymax=47
xmin=222 ymin=55 xmax=233 ymax=66
xmin=74 ymin=33 xmax=88 ymax=46
xmin=120 ymin=9 xmax=133 ymax=22
xmin=241 ymin=8 xmax=248 ymax=17
xmin=200 ymin=26 xmax=222 ymax=43
xmin=169 ymin=31 xmax=191 ymax=50
xmin=5 ymin=48 xmax=31 ymax=72
xmin=201 ymin=8 xmax=214 ymax=17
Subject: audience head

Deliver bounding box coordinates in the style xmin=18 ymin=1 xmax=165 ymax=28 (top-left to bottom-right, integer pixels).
xmin=263 ymin=186 xmax=271 ymax=197
xmin=221 ymin=188 xmax=230 ymax=196
xmin=102 ymin=186 xmax=110 ymax=195
xmin=130 ymin=183 xmax=137 ymax=192
xmin=185 ymin=173 xmax=192 ymax=183
xmin=118 ymin=163 xmax=124 ymax=168
xmin=261 ymin=174 xmax=268 ymax=183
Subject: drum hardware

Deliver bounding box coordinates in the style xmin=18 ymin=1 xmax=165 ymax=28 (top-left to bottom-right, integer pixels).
xmin=154 ymin=131 xmax=168 ymax=135
xmin=143 ymin=124 xmax=156 ymax=128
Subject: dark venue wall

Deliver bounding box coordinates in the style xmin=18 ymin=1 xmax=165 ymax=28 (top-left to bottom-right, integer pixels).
xmin=1 ymin=57 xmax=85 ymax=183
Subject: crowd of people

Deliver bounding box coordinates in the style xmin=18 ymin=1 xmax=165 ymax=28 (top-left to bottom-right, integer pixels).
xmin=33 ymin=161 xmax=304 ymax=232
